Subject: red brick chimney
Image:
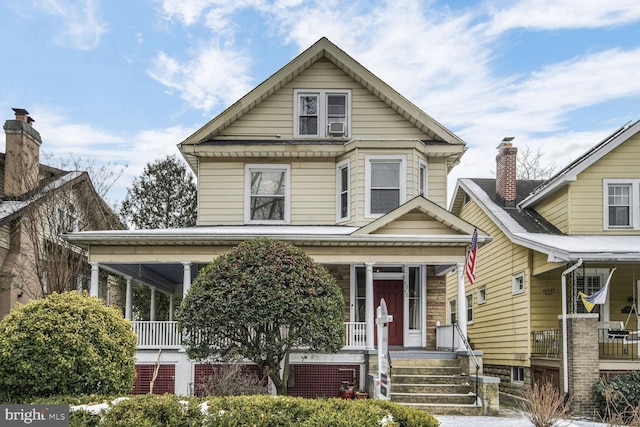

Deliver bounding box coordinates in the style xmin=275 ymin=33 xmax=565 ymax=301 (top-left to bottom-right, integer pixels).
xmin=3 ymin=108 xmax=42 ymax=197
xmin=496 ymin=137 xmax=517 ymax=207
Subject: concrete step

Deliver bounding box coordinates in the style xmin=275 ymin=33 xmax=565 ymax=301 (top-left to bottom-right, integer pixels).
xmin=393 ymin=383 xmax=471 ymax=394
xmin=399 ymin=402 xmax=484 ymax=416
xmin=393 ymin=365 xmax=462 ymax=376
xmin=392 ymin=392 xmax=477 ymax=405
xmin=393 ymin=374 xmax=469 ymax=385
xmin=391 ymin=357 xmax=460 ymax=368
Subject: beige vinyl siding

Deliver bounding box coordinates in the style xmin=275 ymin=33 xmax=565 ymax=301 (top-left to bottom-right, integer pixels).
xmin=372 ymin=212 xmax=462 ymax=235
xmin=533 ymin=186 xmax=568 ymax=233
xmin=197 ymin=158 xmax=337 ymax=225
xmin=449 ymin=199 xmax=531 ymax=366
xmin=290 ymin=160 xmax=336 ymax=224
xmin=427 ymin=157 xmax=447 ymax=208
xmin=198 ymin=160 xmax=245 ymax=225
xmin=568 ymin=133 xmax=640 ymax=234
xmin=221 ymin=59 xmax=431 ymax=141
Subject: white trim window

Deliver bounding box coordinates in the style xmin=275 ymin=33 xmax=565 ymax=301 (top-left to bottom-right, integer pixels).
xmin=245 ymin=164 xmax=291 ymax=224
xmin=336 ymin=160 xmax=350 ymax=221
xmin=294 ymin=89 xmax=351 ymax=138
xmin=449 ymin=299 xmax=457 ymax=324
xmin=478 ymin=287 xmax=486 ymax=304
xmin=365 ymin=155 xmax=407 ymax=217
xmin=419 ymin=159 xmax=428 ymax=198
xmin=512 ymin=272 xmax=525 ymax=295
xmin=512 ymin=367 xmax=525 ymax=383
xmin=604 ymin=180 xmax=637 ymax=229
xmin=466 ymin=293 xmax=473 ymax=324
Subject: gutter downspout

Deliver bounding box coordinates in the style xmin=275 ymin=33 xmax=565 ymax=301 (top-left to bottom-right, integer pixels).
xmin=561 ymin=258 xmax=582 ymax=396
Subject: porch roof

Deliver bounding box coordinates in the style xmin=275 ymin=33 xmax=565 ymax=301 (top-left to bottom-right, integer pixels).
xmin=456 ymin=178 xmax=640 ymax=263
xmin=63 ymin=224 xmax=483 ymax=295
xmin=62 ymin=225 xmax=485 ymax=247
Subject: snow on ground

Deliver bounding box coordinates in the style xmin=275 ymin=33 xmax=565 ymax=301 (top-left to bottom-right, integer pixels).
xmin=435 ymin=406 xmax=610 ymax=427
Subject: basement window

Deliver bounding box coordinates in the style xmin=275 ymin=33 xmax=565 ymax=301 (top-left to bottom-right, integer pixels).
xmin=512 ymin=367 xmax=525 ymax=383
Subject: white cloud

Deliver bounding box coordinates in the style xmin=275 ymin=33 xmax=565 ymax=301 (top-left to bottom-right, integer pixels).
xmin=26 ymin=106 xmax=197 ymax=204
xmin=147 ymin=43 xmax=254 ymax=114
xmin=34 ymin=0 xmax=107 ymax=50
xmin=486 ymin=0 xmax=640 ymax=34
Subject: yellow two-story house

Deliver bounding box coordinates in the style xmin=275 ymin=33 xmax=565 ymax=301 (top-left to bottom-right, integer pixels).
xmin=448 ymin=121 xmax=640 ymax=415
xmin=65 ymin=38 xmax=489 ymax=407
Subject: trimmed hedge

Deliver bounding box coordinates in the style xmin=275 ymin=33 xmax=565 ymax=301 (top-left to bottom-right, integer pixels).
xmin=34 ymin=394 xmax=440 ymax=427
xmin=0 ymin=292 xmax=136 ymax=402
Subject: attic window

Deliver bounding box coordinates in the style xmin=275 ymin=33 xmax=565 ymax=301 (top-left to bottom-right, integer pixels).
xmin=294 ymin=89 xmax=350 ymax=138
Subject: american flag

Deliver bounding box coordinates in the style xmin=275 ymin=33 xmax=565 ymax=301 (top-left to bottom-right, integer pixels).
xmin=465 ymin=228 xmax=478 ymax=284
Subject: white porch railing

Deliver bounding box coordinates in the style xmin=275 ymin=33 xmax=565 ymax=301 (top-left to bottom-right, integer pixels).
xmin=131 ymin=321 xmax=368 ymax=350
xmin=132 ymin=321 xmax=183 ymax=350
xmin=344 ymin=322 xmax=367 ymax=349
xmin=435 ymin=323 xmax=460 ymax=351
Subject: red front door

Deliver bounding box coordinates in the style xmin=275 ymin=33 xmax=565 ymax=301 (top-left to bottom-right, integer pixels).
xmin=374 ymin=279 xmax=404 ymax=346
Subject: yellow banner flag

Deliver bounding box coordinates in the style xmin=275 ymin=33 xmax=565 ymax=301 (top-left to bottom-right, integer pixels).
xmin=578 ymin=291 xmax=596 ymax=313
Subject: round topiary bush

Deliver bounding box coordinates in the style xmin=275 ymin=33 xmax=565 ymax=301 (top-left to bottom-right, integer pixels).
xmin=0 ymin=291 xmax=136 ymax=401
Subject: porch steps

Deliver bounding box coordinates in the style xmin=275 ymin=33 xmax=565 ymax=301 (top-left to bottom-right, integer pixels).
xmin=390 ymin=357 xmax=482 ymax=416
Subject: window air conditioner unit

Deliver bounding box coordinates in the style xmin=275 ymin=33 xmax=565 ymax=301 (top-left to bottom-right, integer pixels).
xmin=328 ymin=122 xmax=345 ymax=136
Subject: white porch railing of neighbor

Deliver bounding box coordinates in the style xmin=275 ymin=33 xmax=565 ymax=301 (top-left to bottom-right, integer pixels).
xmin=436 ymin=323 xmax=460 ymax=351
xmin=131 ymin=321 xmax=368 ymax=350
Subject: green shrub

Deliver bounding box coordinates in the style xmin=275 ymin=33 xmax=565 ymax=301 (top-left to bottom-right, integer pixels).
xmin=593 ymin=370 xmax=640 ymax=423
xmin=0 ymin=292 xmax=136 ymax=401
xmin=367 ymin=399 xmax=440 ymax=426
xmin=101 ymin=395 xmax=203 ymax=427
xmin=69 ymin=410 xmax=101 ymax=427
xmin=29 ymin=394 xmax=440 ymax=427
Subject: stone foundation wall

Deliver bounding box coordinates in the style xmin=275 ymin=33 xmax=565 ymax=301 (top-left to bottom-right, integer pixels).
xmin=483 ymin=363 xmax=530 ymax=397
xmin=426 ymin=266 xmax=446 ymax=351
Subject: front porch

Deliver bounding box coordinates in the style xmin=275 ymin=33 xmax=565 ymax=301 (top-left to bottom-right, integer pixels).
xmin=131 ymin=320 xmax=368 ymax=350
xmin=531 ymin=323 xmax=640 ymax=361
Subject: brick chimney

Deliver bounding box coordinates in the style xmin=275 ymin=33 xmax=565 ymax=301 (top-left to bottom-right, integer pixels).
xmin=495 ymin=137 xmax=517 ymax=207
xmin=3 ymin=108 xmax=42 ymax=197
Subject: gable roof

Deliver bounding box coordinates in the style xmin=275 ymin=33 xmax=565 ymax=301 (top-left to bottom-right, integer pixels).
xmin=454 ymin=178 xmax=640 ymax=262
xmin=519 ymin=119 xmax=640 ymax=209
xmin=179 ymin=37 xmax=466 ymax=149
xmin=0 ymin=170 xmax=122 ymax=231
xmin=356 ymin=196 xmax=489 ymax=244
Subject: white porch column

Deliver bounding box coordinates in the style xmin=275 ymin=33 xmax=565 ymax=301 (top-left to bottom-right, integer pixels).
xmin=150 ymin=287 xmax=156 ymax=321
xmin=365 ymin=262 xmax=375 ymax=350
xmin=89 ymin=262 xmax=100 ymax=297
xmin=169 ymin=296 xmax=174 ymax=321
xmin=182 ymin=262 xmax=192 ymax=297
xmin=456 ymin=262 xmax=468 ymax=351
xmin=124 ymin=277 xmax=133 ymax=320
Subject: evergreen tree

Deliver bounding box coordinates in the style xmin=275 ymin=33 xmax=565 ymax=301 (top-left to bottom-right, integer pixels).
xmin=120 ymin=154 xmax=196 ymax=229
xmin=119 ymin=154 xmax=197 ymax=319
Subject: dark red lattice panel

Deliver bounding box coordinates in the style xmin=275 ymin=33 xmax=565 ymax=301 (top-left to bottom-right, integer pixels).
xmin=131 ymin=364 xmax=175 ymax=394
xmin=287 ymin=364 xmax=360 ymax=398
xmin=193 ymin=363 xmax=267 ymax=397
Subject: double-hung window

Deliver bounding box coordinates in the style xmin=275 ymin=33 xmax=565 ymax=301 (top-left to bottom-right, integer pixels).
xmin=245 ymin=164 xmax=290 ymax=224
xmin=294 ymin=89 xmax=350 ymax=138
xmin=419 ymin=160 xmax=428 ymax=198
xmin=365 ymin=155 xmax=406 ymax=217
xmin=605 ymin=181 xmax=633 ymax=228
xmin=336 ymin=160 xmax=350 ymax=221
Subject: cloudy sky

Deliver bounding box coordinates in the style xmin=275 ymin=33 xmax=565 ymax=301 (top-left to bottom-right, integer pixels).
xmin=1 ymin=0 xmax=639 ymax=206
